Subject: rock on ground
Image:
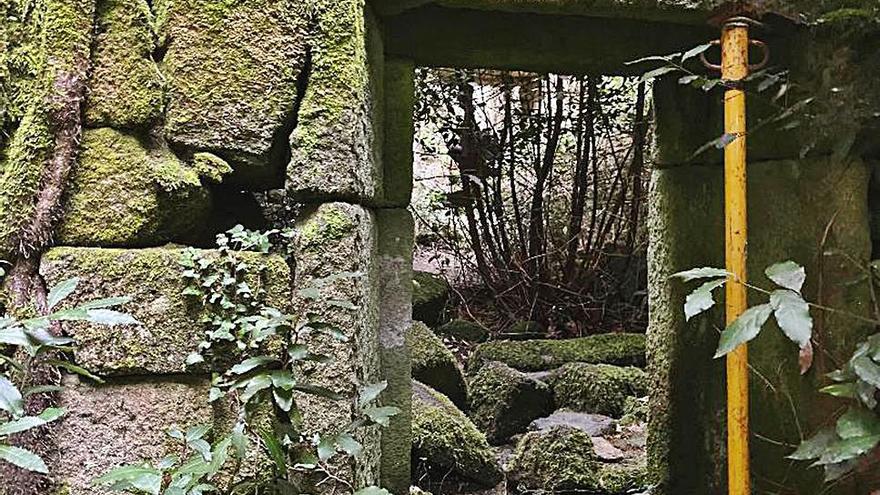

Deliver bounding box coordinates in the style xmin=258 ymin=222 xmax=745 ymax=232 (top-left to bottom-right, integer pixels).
xmin=407 ymin=321 xmax=468 ymax=410
xmin=411 ymin=381 xmax=502 ymax=491
xmin=412 ymin=270 xmax=450 ymax=325
xmin=549 ymin=363 xmax=648 ymax=418
xmin=468 ymin=361 xmax=552 ymax=445
xmin=468 ymin=333 xmax=646 ymax=373
xmin=508 ymin=426 xmax=600 ymax=493
xmin=530 ymin=411 xmax=617 ymax=437
xmin=436 ymin=318 xmax=489 ymax=343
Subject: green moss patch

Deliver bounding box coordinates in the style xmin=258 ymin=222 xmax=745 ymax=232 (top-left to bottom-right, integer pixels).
xmin=407 ymin=321 xmax=468 ymax=410
xmin=468 ymin=361 xmax=552 ymax=444
xmin=84 ymin=0 xmax=165 ymax=128
xmin=56 ymin=128 xmax=212 ymax=247
xmin=549 ymin=363 xmax=648 ymax=418
xmin=508 ymin=426 xmax=600 ymax=493
xmin=411 ymin=380 xmax=502 ymax=489
xmin=436 ymin=318 xmax=488 ymax=343
xmin=469 ymin=333 xmax=646 ymax=373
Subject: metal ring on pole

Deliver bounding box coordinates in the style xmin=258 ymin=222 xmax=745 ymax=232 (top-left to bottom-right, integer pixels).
xmin=700 ymin=39 xmax=770 ymax=72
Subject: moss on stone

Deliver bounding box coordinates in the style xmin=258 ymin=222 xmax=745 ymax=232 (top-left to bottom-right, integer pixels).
xmin=55 ymin=128 xmax=212 ymax=247
xmin=598 ymin=463 xmax=650 ymax=494
xmin=411 ymin=380 xmax=502 ymax=488
xmin=0 ymin=0 xmax=94 ymax=258
xmin=84 ymin=0 xmax=165 ymax=128
xmin=39 ymin=246 xmax=290 ymax=375
xmin=468 ymin=361 xmax=552 ymax=444
xmin=412 ymin=270 xmax=449 ymax=325
xmin=288 ymin=1 xmax=384 ymax=202
xmin=436 ymin=318 xmax=488 ymax=343
xmin=297 ymin=205 xmax=358 ymax=250
xmin=469 ymin=333 xmax=646 ymax=373
xmin=508 ymin=426 xmax=600 ymax=493
xmin=620 ymin=395 xmax=649 ymax=425
xmin=158 ymin=0 xmax=308 ymax=188
xmin=407 ymin=321 xmax=468 ymax=410
xmin=549 ymin=363 xmax=648 ymax=418
xmin=192 ymin=152 xmax=233 ymax=184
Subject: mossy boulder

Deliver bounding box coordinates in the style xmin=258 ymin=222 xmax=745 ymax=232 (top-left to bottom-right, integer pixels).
xmin=469 ymin=361 xmax=552 ymax=445
xmin=84 ymin=0 xmax=165 ymax=128
xmin=468 ymin=333 xmax=646 ymax=373
xmin=411 ymin=381 xmax=502 ymax=489
xmin=549 ymin=363 xmax=648 ymax=418
xmin=39 ymin=246 xmax=290 ymax=376
xmin=407 ymin=321 xmax=468 ymax=410
xmin=56 ymin=128 xmax=212 ymax=247
xmin=621 ymin=396 xmax=649 ymax=425
xmin=158 ymin=0 xmax=308 ymax=188
xmin=508 ymin=426 xmax=600 ymax=493
xmin=412 ymin=270 xmax=449 ymax=325
xmin=436 ymin=318 xmax=489 ymax=343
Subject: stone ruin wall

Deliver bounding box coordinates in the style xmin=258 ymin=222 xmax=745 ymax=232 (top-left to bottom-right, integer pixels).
xmin=1 ymin=0 xmax=879 ymax=494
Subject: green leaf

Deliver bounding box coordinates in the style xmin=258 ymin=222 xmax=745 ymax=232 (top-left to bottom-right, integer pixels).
xmin=684 ymin=279 xmax=726 ymax=321
xmin=86 ymin=309 xmax=139 ymax=326
xmin=852 ymin=356 xmax=880 ymax=389
xmin=0 ymin=408 xmax=65 ymax=436
xmin=336 ymin=433 xmax=363 ymax=457
xmin=681 ymin=43 xmax=712 ymax=62
xmin=189 ymin=439 xmax=212 ymax=462
xmin=769 ymin=290 xmax=812 ymax=349
xmin=823 ymin=459 xmax=857 ymax=482
xmin=317 ymin=435 xmax=336 ymax=461
xmin=77 ymin=296 xmax=131 ymax=310
xmin=23 ymin=385 xmax=64 ymax=397
xmin=820 ymin=383 xmax=858 ymax=399
xmin=185 ymin=353 xmax=205 ymax=366
xmin=857 ymin=381 xmax=877 ymax=409
xmin=638 ymin=65 xmax=679 ymax=83
xmin=669 ymin=267 xmax=729 ymax=282
xmin=297 ymin=287 xmax=320 ymax=300
xmin=0 ymin=328 xmax=30 ymax=346
xmin=231 ymin=423 xmax=248 ymax=460
xmin=208 ymin=387 xmax=224 ymax=403
xmin=788 ymin=427 xmax=837 ymax=460
xmin=270 ymin=371 xmax=296 ymax=391
xmin=0 ymin=376 xmax=24 ymax=417
xmin=836 ymin=407 xmax=880 ymax=439
xmin=358 ymin=381 xmax=388 ymax=408
xmin=230 ymin=356 xmax=277 ymax=375
xmin=625 ymin=54 xmax=676 ymax=66
xmin=240 ymin=375 xmax=272 ymax=403
xmin=47 ymin=360 xmax=105 ymax=384
xmin=273 ymin=388 xmax=294 ymax=412
xmin=259 ymin=429 xmax=287 ymax=475
xmin=815 ymin=434 xmax=880 ymax=465
xmin=0 ymin=445 xmax=49 ymax=473
xmin=186 ymin=425 xmax=211 ymax=443
xmin=363 ymin=406 xmax=400 ymax=427
xmin=715 ymin=304 xmax=773 ymax=358
xmin=207 ymin=438 xmax=231 ymax=478
xmin=94 ymin=464 xmax=162 ymax=494
xmin=765 ymin=261 xmax=806 ymax=293
xmin=47 ymin=278 xmax=79 ymax=311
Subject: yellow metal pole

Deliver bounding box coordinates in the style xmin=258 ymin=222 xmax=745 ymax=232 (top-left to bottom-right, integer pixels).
xmin=722 ymin=21 xmax=750 ymax=495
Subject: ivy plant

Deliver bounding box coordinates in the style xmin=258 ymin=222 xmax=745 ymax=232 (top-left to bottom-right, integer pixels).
xmin=0 ymin=276 xmax=136 ymax=473
xmin=96 ymin=226 xmax=398 ymax=494
xmin=674 ymin=260 xmax=880 ymax=481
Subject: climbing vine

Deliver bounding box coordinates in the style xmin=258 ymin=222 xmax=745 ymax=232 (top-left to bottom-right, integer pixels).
xmin=95 ymin=226 xmax=397 ymax=494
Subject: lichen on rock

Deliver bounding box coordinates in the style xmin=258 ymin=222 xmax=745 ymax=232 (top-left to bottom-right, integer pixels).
xmin=411 ymin=380 xmax=502 ymax=489
xmin=55 ymin=127 xmax=212 ymax=247
xmin=406 ymin=321 xmax=468 ymax=410
xmin=468 ymin=361 xmax=552 ymax=445
xmin=549 ymin=363 xmax=648 ymax=418
xmin=468 ymin=333 xmax=646 ymax=373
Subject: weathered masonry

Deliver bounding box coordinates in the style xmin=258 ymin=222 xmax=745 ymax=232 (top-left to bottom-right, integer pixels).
xmin=1 ymin=0 xmax=878 ymax=494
